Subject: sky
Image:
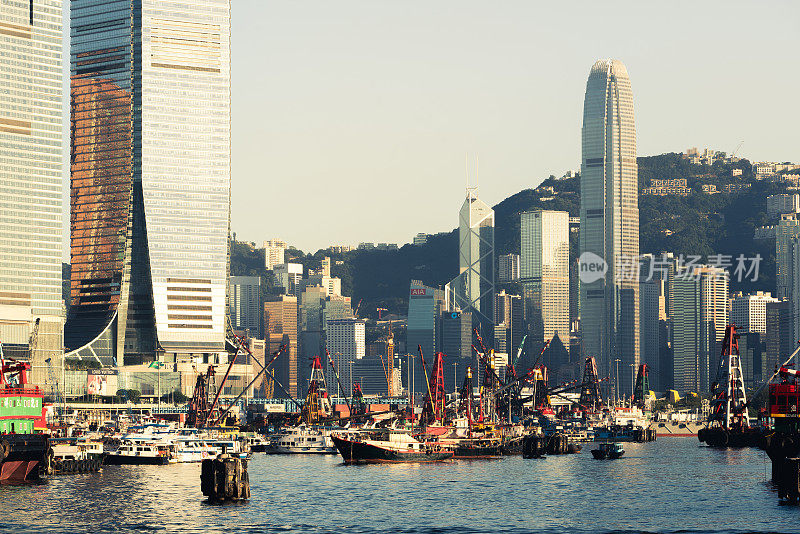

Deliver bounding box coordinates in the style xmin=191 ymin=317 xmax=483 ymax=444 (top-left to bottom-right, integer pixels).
xmin=62 ymin=1 xmax=800 ymax=256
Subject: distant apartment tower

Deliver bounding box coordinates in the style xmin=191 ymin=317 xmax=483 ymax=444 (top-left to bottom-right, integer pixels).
xmin=579 ymin=59 xmax=640 ymax=393
xmin=767 ymin=194 xmax=800 ymax=219
xmin=264 ymin=239 xmax=287 ymax=270
xmin=0 ymin=0 xmax=64 ymax=384
xmin=498 ymin=254 xmax=520 ymax=283
xmin=449 ymin=189 xmax=495 ymax=335
xmin=65 ymin=0 xmax=231 ymax=367
xmin=671 ymin=266 xmax=729 ymax=393
xmin=777 ymin=214 xmax=800 ymax=301
xmin=274 ymin=263 xmax=303 ymax=296
xmin=413 ymin=233 xmax=429 ymax=246
xmin=264 ymin=295 xmax=298 ymax=398
xmin=326 ymin=318 xmax=365 ymax=397
xmin=228 ymin=276 xmax=262 ymax=337
xmin=520 ymin=210 xmax=570 ymax=353
xmin=731 ymin=291 xmax=778 ymax=334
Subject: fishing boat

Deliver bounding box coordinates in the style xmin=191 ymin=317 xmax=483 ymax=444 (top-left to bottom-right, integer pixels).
xmin=331 ymin=429 xmax=453 ymax=464
xmin=0 ymin=349 xmax=51 ymax=481
xmin=591 ymin=442 xmax=625 ymax=460
xmin=268 ymin=424 xmax=338 ymax=454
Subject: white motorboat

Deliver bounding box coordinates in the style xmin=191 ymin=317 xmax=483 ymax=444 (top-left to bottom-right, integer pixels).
xmin=268 ymin=424 xmax=338 ymax=454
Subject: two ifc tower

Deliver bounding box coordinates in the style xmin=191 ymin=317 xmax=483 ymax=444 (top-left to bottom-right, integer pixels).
xmin=453 ymin=60 xmax=639 ymax=394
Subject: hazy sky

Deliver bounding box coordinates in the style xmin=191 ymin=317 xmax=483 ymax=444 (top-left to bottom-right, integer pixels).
xmin=62 ymin=1 xmax=800 ymax=256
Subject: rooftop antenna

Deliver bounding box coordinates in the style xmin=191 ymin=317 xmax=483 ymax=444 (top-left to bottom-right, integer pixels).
xmin=466 ymin=153 xmax=479 ymax=197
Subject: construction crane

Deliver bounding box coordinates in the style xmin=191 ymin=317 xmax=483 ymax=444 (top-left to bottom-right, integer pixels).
xmin=353 ymin=298 xmax=362 ymax=318
xmin=376 ymin=307 xmax=388 ymax=320
xmin=731 ymin=140 xmax=744 ymax=159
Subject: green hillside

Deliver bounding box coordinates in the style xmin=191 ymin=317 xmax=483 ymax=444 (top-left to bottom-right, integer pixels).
xmin=232 ymin=153 xmax=786 ymax=319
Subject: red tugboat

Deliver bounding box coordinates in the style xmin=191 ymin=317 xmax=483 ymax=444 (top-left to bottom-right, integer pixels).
xmin=0 ymin=347 xmax=51 ymax=481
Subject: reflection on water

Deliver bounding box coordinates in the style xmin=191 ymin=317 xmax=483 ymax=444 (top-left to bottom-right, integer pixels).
xmin=1 ymin=439 xmax=797 ymax=533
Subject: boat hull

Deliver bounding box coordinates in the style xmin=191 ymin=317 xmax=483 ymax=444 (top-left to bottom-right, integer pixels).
xmin=0 ymin=433 xmax=49 ymax=481
xmin=451 ymin=444 xmax=503 ymax=459
xmin=104 ymin=454 xmax=170 ymax=465
xmin=332 ymin=436 xmax=453 ymax=464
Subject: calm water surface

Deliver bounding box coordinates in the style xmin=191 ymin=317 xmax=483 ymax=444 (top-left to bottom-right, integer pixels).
xmin=1 ymin=438 xmax=795 ymax=533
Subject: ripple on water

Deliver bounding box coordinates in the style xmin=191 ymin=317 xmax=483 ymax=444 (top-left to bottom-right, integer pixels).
xmin=0 ymin=439 xmax=797 ymax=533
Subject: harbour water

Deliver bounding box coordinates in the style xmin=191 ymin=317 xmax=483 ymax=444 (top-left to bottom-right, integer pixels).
xmin=2 ymin=438 xmax=796 ymax=533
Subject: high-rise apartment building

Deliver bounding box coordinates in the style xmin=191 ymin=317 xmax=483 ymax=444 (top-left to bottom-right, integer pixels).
xmin=671 ymin=266 xmax=728 ymax=393
xmin=498 ymin=254 xmax=520 ymax=283
xmin=449 ymin=189 xmax=495 ymax=335
xmin=65 ymin=0 xmax=231 ymax=366
xmin=264 ymin=295 xmax=298 ymax=398
xmin=326 ymin=318 xmax=365 ymax=397
xmin=767 ymin=194 xmax=800 ymax=219
xmin=0 ymin=0 xmax=64 ymax=384
xmin=776 ymin=213 xmax=800 ymax=300
xmin=264 ymin=239 xmax=287 ymax=270
xmin=579 ymin=59 xmax=640 ymax=393
xmin=521 ymin=210 xmax=570 ymax=353
xmin=229 ymin=276 xmax=261 ymax=337
xmin=730 ymin=291 xmax=778 ymax=334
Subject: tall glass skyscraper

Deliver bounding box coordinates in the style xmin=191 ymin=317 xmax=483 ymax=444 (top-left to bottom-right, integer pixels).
xmin=520 ymin=210 xmax=570 ymax=351
xmin=65 ymin=0 xmax=231 ymax=366
xmin=0 ymin=0 xmax=64 ymax=384
xmin=579 ymin=59 xmax=640 ymax=394
xmin=449 ymin=189 xmax=495 ymax=337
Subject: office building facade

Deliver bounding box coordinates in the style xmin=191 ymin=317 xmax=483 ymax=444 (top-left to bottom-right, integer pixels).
xmin=264 ymin=295 xmax=298 ymax=398
xmin=579 ymin=59 xmax=640 ymax=393
xmin=449 ymin=189 xmax=495 ymax=335
xmin=0 ymin=0 xmax=64 ymax=384
xmin=325 ymin=318 xmax=365 ymax=397
xmin=498 ymin=253 xmax=520 ymax=283
xmin=730 ymin=291 xmax=778 ymax=334
xmin=229 ymin=276 xmax=261 ymax=336
xmin=65 ymin=0 xmax=231 ymax=366
xmin=671 ymin=266 xmax=728 ymax=393
xmin=776 ymin=213 xmax=800 ymax=301
xmin=521 ymin=210 xmax=570 ymax=354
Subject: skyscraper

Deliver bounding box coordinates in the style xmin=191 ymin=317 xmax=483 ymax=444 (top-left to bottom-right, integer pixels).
xmin=520 ymin=210 xmax=570 ymax=358
xmin=776 ymin=213 xmax=800 ymax=301
xmin=264 ymin=295 xmax=298 ymax=398
xmin=229 ymin=276 xmax=262 ymax=337
xmin=671 ymin=265 xmax=728 ymax=393
xmin=407 ymin=281 xmax=445 ymax=362
xmin=0 ymin=0 xmax=64 ymax=384
xmin=449 ymin=189 xmax=495 ymax=337
xmin=65 ymin=0 xmax=231 ymax=366
xmin=579 ymin=59 xmax=640 ymax=394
